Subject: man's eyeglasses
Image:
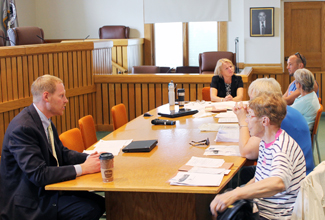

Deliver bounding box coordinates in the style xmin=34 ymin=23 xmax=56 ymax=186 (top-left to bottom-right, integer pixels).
xmin=295 ymin=52 xmax=306 ymax=67
xmin=190 ymin=138 xmax=210 ymax=146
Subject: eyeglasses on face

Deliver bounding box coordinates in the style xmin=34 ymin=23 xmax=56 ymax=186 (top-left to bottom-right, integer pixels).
xmin=246 ymin=114 xmax=256 ymax=119
xmin=295 ymin=52 xmax=306 ymax=67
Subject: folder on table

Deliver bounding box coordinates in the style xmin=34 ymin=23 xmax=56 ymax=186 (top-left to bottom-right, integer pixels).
xmin=122 ymin=139 xmax=158 ymax=152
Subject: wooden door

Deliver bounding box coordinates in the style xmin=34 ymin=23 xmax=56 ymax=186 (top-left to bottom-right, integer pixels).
xmin=284 ymin=1 xmax=325 ymax=91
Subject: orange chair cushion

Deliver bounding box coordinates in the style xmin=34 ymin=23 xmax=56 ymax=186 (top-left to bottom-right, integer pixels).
xmin=111 ymin=104 xmax=128 ymax=130
xmin=78 ymin=115 xmax=98 ymax=149
xmin=59 ymin=128 xmax=85 ymax=153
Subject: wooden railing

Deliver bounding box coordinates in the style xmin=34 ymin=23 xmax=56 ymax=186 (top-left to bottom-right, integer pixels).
xmin=93 ymin=71 xmax=251 ymax=131
xmin=0 ymin=41 xmax=112 ymax=156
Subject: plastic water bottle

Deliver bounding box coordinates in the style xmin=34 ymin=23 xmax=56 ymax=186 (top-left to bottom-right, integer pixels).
xmin=168 ymin=80 xmax=175 ymax=106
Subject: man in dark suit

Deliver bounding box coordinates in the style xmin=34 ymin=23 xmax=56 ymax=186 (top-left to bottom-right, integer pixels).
xmin=0 ymin=75 xmax=105 ymax=220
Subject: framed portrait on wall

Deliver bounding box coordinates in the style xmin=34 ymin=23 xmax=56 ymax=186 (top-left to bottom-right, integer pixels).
xmin=250 ymin=7 xmax=274 ymax=37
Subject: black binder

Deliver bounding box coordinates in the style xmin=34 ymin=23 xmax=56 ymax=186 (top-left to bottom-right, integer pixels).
xmin=122 ymin=140 xmax=158 ymax=153
xmin=158 ymin=108 xmax=198 ymax=118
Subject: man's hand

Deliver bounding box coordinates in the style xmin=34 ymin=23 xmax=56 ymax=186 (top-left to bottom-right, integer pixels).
xmin=80 ymin=152 xmax=101 ymax=175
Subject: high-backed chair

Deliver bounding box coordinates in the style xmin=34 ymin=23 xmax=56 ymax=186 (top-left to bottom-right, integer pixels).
xmin=7 ymin=26 xmax=44 ymax=46
xmin=311 ymin=104 xmax=323 ymax=163
xmin=78 ymin=115 xmax=98 ymax=149
xmin=175 ymin=66 xmax=199 ymax=73
xmin=202 ymin=87 xmax=211 ymax=101
xmin=159 ymin=66 xmax=172 ymax=73
xmin=59 ymin=128 xmax=85 ymax=153
xmin=99 ymin=25 xmax=130 ymax=39
xmin=132 ymin=66 xmax=160 ymax=74
xmin=0 ymin=29 xmax=6 ymax=46
xmin=111 ymin=103 xmax=128 ymax=130
xmin=199 ymin=51 xmax=236 ymax=74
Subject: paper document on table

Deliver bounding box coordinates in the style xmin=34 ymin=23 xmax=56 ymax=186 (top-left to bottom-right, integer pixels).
xmin=204 ymin=145 xmax=241 ymax=156
xmin=188 ymin=167 xmax=226 ymax=174
xmin=218 ymin=117 xmax=238 ymax=123
xmin=198 ymin=123 xmax=221 ymax=131
xmin=215 ymin=124 xmax=239 ymax=142
xmin=169 ymin=171 xmax=224 ymax=186
xmin=185 ymin=101 xmax=213 ymax=111
xmin=91 ymin=139 xmax=132 ymax=155
xmin=215 ymin=111 xmax=237 ymax=118
xmin=193 ymin=111 xmax=214 ymax=118
xmin=185 ymin=156 xmax=225 ymax=168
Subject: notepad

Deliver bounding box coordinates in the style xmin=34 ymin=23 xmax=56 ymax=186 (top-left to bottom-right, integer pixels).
xmin=122 ymin=139 xmax=158 ymax=152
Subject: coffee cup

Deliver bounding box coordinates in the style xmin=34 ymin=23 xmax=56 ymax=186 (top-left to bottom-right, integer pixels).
xmin=99 ymin=153 xmax=114 ymax=182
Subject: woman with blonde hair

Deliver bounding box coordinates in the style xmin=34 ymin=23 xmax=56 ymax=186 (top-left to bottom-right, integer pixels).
xmin=210 ymin=58 xmax=243 ymax=102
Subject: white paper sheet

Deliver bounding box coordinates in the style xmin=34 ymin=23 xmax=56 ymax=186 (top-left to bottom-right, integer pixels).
xmin=204 ymin=145 xmax=241 ymax=156
xmin=92 ymin=139 xmax=133 ymax=155
xmin=169 ymin=171 xmax=224 ymax=186
xmin=218 ymin=117 xmax=238 ymax=123
xmin=198 ymin=123 xmax=222 ymax=131
xmin=215 ymin=124 xmax=239 ymax=142
xmin=185 ymin=156 xmax=225 ymax=168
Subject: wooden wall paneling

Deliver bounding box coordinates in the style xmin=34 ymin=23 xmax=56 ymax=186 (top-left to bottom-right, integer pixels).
xmin=102 ymin=84 xmax=109 ymax=126
xmin=58 ymin=52 xmax=66 ymax=132
xmin=135 ymin=83 xmax=142 ymax=117
xmin=197 ymin=84 xmax=203 ymax=101
xmin=122 ymin=83 xmax=129 ymax=121
xmin=38 ymin=54 xmax=43 ymax=76
xmin=48 ymin=53 xmax=54 ymax=75
xmin=82 ymin=51 xmax=87 ymax=87
xmin=190 ymin=84 xmax=197 ymax=101
xmin=43 ymin=54 xmax=49 ymax=75
xmin=53 ymin=53 xmax=59 ymax=77
xmin=63 ymin=52 xmax=69 ymax=90
xmin=78 ymin=51 xmax=85 ymax=120
xmin=142 ymin=83 xmax=149 ymax=113
xmin=218 ymin=22 xmax=228 ymax=51
xmin=155 ymin=84 xmax=162 ymax=108
xmin=1 ymin=58 xmax=7 ymax=102
xmin=183 ymin=84 xmax=190 ymax=102
xmin=28 ymin=55 xmax=34 ymax=88
xmin=148 ymin=83 xmax=155 ymax=111
xmin=115 ymin=83 xmax=122 ymax=104
xmin=108 ymin=83 xmax=116 ymax=124
xmin=95 ymin=84 xmax=103 ymax=126
xmin=162 ymin=83 xmax=168 ymax=105
xmin=87 ymin=51 xmax=92 ymax=85
xmin=182 ymin=23 xmax=189 ymax=66
xmin=128 ymin=83 xmax=135 ymax=120
xmin=17 ymin=57 xmax=23 ymax=99
xmin=11 ymin=57 xmax=18 ymax=101
xmin=144 ymin=24 xmax=155 ymax=65
xmin=22 ymin=56 xmax=29 ymax=97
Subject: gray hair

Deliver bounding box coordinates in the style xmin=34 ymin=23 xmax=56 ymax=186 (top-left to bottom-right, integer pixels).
xmin=31 ymin=75 xmax=63 ymax=103
xmin=294 ymin=68 xmax=314 ymax=93
xmin=248 ymin=77 xmax=282 ymax=99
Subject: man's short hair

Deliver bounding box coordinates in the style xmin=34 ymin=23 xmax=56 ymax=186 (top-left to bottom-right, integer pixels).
xmin=213 ymin=58 xmax=234 ymax=77
xmin=294 ymin=68 xmax=315 ymax=93
xmin=248 ymin=77 xmax=282 ymax=98
xmin=31 ymin=75 xmax=63 ymax=103
xmin=249 ymin=93 xmax=287 ymax=127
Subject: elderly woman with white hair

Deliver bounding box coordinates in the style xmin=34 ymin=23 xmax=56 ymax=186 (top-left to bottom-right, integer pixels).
xmin=291 ymin=68 xmax=320 ymax=132
xmin=210 ymin=58 xmax=243 ymax=102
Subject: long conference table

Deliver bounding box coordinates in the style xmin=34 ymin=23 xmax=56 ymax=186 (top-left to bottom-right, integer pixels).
xmin=46 ymin=104 xmax=246 ymax=220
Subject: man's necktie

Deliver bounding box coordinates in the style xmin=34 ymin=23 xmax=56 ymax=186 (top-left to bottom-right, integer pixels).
xmin=48 ymin=123 xmax=59 ymax=166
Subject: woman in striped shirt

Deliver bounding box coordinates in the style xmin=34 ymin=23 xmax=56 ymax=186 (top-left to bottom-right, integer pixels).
xmin=210 ymin=93 xmax=306 ymax=219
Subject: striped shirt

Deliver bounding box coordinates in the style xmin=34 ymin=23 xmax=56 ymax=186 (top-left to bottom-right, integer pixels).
xmin=255 ymin=129 xmax=306 ymax=219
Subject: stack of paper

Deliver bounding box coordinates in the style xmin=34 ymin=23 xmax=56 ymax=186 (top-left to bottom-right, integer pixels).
xmin=169 ymin=156 xmax=227 ymax=186
xmin=83 ymin=139 xmax=132 ymax=155
xmin=215 ymin=124 xmax=239 ymax=142
xmin=198 ymin=123 xmax=222 ymax=132
xmin=204 ymin=145 xmax=241 ymax=156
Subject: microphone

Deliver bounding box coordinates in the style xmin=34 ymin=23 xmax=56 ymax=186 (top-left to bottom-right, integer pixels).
xmin=36 ymin=35 xmax=46 ymax=43
xmin=0 ymin=35 xmax=15 ymax=46
xmin=151 ymin=119 xmax=176 ymax=125
xmin=84 ymin=35 xmax=90 ymax=41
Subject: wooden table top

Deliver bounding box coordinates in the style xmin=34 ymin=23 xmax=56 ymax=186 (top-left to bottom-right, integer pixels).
xmin=46 ymin=104 xmax=246 ymax=194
